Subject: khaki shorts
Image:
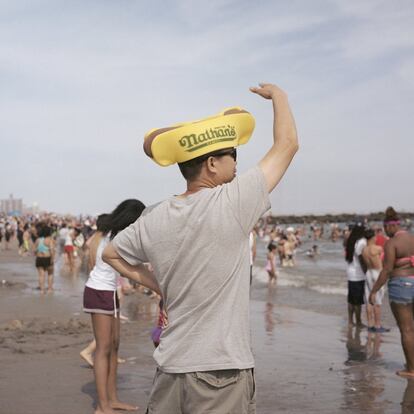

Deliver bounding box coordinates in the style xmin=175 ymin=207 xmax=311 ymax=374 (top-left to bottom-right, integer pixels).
xmin=146 ymin=368 xmax=256 ymax=414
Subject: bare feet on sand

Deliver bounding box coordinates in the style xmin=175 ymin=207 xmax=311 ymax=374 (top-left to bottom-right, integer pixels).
xmin=80 ymin=350 xmax=94 ymax=367
xmin=94 ymin=407 xmax=118 ymax=414
xmin=396 ymin=370 xmax=414 ymax=378
xmin=110 ymin=401 xmax=139 ymax=411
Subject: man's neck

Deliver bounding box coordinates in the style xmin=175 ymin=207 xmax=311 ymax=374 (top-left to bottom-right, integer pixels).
xmin=181 ymin=177 xmax=217 ymax=197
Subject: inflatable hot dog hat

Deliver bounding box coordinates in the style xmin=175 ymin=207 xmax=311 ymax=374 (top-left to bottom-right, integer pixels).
xmin=143 ymin=107 xmax=255 ymax=166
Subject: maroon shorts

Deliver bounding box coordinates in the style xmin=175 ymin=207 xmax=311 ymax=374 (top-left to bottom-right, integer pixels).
xmin=83 ymin=286 xmax=119 ymax=315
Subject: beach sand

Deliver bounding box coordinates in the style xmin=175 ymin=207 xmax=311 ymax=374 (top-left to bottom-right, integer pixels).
xmin=1 ymin=246 xmax=413 ymax=414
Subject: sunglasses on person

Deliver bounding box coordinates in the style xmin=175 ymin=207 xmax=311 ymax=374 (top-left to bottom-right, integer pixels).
xmin=194 ymin=148 xmax=237 ymax=165
xmin=219 ymin=148 xmax=237 ymax=161
xmin=209 ymin=148 xmax=237 ymax=162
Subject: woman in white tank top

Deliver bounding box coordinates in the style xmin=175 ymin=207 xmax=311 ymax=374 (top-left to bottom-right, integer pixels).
xmin=82 ymin=200 xmax=146 ymax=414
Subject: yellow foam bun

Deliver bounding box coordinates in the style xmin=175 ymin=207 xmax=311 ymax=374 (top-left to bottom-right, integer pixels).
xmin=143 ymin=107 xmax=255 ymax=166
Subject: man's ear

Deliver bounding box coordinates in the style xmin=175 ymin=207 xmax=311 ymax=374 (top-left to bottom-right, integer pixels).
xmin=206 ymin=156 xmax=217 ymax=173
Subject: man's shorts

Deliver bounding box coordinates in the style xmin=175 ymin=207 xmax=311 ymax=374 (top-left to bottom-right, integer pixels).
xmin=348 ymin=280 xmax=365 ymax=305
xmin=364 ymin=269 xmax=385 ymax=305
xmin=388 ymin=277 xmax=414 ymax=305
xmin=146 ymin=368 xmax=256 ymax=414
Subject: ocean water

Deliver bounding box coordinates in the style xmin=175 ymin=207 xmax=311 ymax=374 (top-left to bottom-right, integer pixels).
xmin=254 ymin=237 xmax=347 ymax=296
xmin=251 ymin=236 xmax=397 ymax=326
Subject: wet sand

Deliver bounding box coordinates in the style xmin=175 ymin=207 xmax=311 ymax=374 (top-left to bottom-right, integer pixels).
xmin=1 ymin=246 xmax=413 ymax=414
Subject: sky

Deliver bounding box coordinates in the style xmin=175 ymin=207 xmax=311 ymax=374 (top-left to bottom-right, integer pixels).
xmin=1 ymin=0 xmax=413 ymax=216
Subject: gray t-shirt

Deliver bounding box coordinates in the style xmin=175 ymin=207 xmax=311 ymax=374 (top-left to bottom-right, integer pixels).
xmin=113 ymin=166 xmax=270 ymax=373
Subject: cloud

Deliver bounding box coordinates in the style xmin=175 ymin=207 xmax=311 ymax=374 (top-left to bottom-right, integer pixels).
xmin=333 ymin=0 xmax=414 ymax=60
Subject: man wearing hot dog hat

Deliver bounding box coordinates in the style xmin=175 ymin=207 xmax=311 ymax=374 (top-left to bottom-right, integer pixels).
xmin=103 ymin=83 xmax=298 ymax=413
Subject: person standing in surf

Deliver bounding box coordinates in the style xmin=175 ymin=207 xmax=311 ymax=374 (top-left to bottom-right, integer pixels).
xmin=345 ymin=222 xmax=367 ymax=327
xmin=370 ymin=207 xmax=414 ymax=378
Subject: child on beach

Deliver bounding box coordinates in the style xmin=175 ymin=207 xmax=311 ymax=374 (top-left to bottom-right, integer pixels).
xmin=306 ymin=245 xmax=319 ymax=258
xmin=81 ymin=214 xmax=124 ymax=368
xmin=266 ymin=242 xmax=278 ymax=284
xmin=34 ymin=225 xmax=55 ymax=294
xmin=83 ymin=199 xmax=145 ymax=414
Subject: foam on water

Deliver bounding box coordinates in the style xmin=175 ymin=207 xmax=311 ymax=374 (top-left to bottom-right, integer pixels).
xmin=253 ymin=266 xmax=347 ymax=295
xmin=309 ymin=285 xmax=347 ymax=296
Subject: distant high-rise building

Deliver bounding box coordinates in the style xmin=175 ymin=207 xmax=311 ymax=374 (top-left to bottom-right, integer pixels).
xmin=0 ymin=194 xmax=23 ymax=215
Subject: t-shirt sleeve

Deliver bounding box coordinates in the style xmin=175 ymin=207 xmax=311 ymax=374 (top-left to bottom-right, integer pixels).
xmin=224 ymin=166 xmax=271 ymax=235
xmin=355 ymin=239 xmax=367 ymax=256
xmin=112 ymin=219 xmax=148 ymax=266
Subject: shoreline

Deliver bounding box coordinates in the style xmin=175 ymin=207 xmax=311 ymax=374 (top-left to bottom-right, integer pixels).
xmin=264 ymin=212 xmax=414 ymax=225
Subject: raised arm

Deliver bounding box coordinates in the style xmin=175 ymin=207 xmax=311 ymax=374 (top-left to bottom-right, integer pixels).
xmin=102 ymin=243 xmax=161 ymax=295
xmin=250 ymin=83 xmax=299 ymax=193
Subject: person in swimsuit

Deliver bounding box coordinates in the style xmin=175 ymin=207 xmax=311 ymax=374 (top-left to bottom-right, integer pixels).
xmin=277 ymin=235 xmax=287 ymax=265
xmin=34 ymin=225 xmax=55 ymax=294
xmin=4 ymin=222 xmax=12 ymax=250
xmin=64 ymin=226 xmax=75 ymax=273
xmin=80 ymin=214 xmax=128 ymax=368
xmin=58 ymin=222 xmax=69 ymax=256
xmin=22 ymin=224 xmax=31 ymax=255
xmin=362 ymin=229 xmax=388 ymax=333
xmin=284 ymin=228 xmax=297 ymax=267
xmin=370 ymin=207 xmax=414 ymax=378
xmin=83 ymin=200 xmax=158 ymax=414
xmin=17 ymin=222 xmax=24 ymax=255
xmin=30 ymin=223 xmax=38 ymax=246
xmin=80 ymin=214 xmax=108 ymax=368
xmin=266 ymin=242 xmax=278 ymax=285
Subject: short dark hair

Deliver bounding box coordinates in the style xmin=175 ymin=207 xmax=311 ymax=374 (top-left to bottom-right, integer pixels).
xmin=178 ymin=157 xmax=205 ymax=181
xmin=177 ymin=147 xmax=235 ymax=181
xmin=364 ymin=229 xmax=375 ymax=240
xmin=38 ymin=226 xmax=52 ymax=238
